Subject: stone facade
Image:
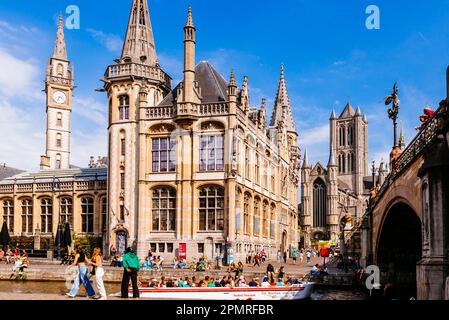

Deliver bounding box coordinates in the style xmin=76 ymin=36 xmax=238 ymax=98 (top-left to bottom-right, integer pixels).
xmin=0 ymin=0 xmax=300 ymax=263
xmin=300 ymin=103 xmax=372 ymax=248
xmin=105 ymin=2 xmax=300 ymax=261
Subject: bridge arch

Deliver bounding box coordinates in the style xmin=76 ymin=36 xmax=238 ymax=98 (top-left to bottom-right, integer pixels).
xmin=376 ymin=201 xmax=422 ymax=298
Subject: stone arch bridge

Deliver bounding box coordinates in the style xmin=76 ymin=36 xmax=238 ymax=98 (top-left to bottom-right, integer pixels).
xmin=358 ymin=99 xmax=449 ymax=300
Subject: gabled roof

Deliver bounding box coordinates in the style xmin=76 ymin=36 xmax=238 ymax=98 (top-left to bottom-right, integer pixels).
xmin=159 ymin=61 xmax=228 ymax=106
xmin=339 ymin=102 xmax=355 ymax=119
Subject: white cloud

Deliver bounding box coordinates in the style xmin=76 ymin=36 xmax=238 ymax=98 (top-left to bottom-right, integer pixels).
xmin=71 ymin=129 xmax=107 ymax=168
xmin=73 ymin=96 xmax=107 ymax=126
xmin=86 ymin=28 xmax=123 ymax=54
xmin=0 ymin=99 xmax=44 ymax=171
xmin=0 ymin=47 xmax=40 ymax=98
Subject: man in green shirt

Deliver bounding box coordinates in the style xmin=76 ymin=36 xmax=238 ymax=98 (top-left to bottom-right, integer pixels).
xmin=121 ymin=247 xmax=140 ymax=298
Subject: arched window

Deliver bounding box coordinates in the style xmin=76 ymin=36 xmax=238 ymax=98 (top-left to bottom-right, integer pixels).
xmin=253 ymin=197 xmax=260 ymax=236
xmin=198 ymin=186 xmax=224 ymax=231
xmin=270 ymin=205 xmax=276 ymax=239
xmin=245 ymin=146 xmax=250 ymax=179
xmin=199 ymin=135 xmax=224 ymax=171
xmin=263 ymin=201 xmax=269 ymax=238
xmin=56 ymin=133 xmax=62 ymax=147
xmin=2 ymin=200 xmax=14 ymax=232
xmin=347 ymin=126 xmax=353 ymax=146
xmin=57 ymin=112 xmax=63 ymax=127
xmin=339 ymin=126 xmax=345 ymax=146
xmin=152 ymin=187 xmax=176 ymax=231
xmin=313 ymin=179 xmax=327 ymax=228
xmin=56 ymin=154 xmax=61 ymax=169
xmin=40 ymin=198 xmax=53 ymax=233
xmin=81 ymin=197 xmax=94 ymax=233
xmin=57 ymin=63 xmax=64 ymax=77
xmin=255 ymin=153 xmax=260 ymax=184
xmin=101 ymin=197 xmax=107 ymax=232
xmin=119 ymin=95 xmax=130 ymax=120
xmin=60 ymin=197 xmax=73 ymax=226
xmin=347 ymin=153 xmax=352 ymax=174
xmin=21 ymin=199 xmax=32 ymax=233
xmin=244 ymin=193 xmax=251 ymax=234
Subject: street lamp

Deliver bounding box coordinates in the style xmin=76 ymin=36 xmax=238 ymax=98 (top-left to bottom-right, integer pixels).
xmin=385 ymin=82 xmax=401 ymax=148
xmin=52 ymin=177 xmax=63 ymax=260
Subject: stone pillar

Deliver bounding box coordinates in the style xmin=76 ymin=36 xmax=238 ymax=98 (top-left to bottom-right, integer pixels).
xmin=417 ymin=134 xmax=449 ymax=300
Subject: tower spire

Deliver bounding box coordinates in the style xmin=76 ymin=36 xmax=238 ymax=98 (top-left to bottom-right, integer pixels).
xmin=53 ymin=14 xmax=67 ymax=61
xmin=270 ymin=64 xmax=297 ymax=133
xmin=399 ymin=123 xmax=406 ymax=149
xmin=122 ymin=0 xmax=158 ymax=66
xmin=179 ymin=5 xmax=199 ymax=104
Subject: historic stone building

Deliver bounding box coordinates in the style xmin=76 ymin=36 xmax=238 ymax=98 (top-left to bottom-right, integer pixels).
xmin=300 ymin=102 xmax=386 ymax=248
xmin=104 ymin=1 xmax=300 ymax=261
xmin=0 ymin=16 xmax=107 ymax=248
xmin=0 ymin=0 xmax=300 ymax=262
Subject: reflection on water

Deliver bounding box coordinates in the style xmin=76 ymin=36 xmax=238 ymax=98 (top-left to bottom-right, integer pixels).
xmin=0 ymin=280 xmax=121 ymax=296
xmin=0 ymin=281 xmax=369 ymax=300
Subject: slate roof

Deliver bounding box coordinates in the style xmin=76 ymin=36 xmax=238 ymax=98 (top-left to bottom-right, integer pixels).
xmin=0 ymin=165 xmax=25 ymax=181
xmin=0 ymin=167 xmax=107 ymax=184
xmin=159 ymin=61 xmax=228 ymax=106
xmin=339 ymin=102 xmax=356 ymax=118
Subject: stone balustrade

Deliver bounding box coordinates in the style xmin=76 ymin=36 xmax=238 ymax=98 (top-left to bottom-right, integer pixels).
xmin=106 ymin=63 xmax=171 ymax=89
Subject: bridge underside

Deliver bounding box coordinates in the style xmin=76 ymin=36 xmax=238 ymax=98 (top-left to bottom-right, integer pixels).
xmin=376 ymin=202 xmax=422 ymax=299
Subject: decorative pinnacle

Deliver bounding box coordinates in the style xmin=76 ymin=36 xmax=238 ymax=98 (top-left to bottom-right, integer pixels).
xmin=186 ymin=5 xmax=195 ymax=28
xmin=229 ymin=69 xmax=236 ymax=87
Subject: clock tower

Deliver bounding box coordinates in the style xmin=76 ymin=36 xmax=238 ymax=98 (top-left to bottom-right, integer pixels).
xmin=40 ymin=15 xmax=74 ymax=170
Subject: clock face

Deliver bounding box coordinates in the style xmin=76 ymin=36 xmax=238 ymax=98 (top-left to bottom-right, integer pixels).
xmin=53 ymin=91 xmax=67 ymax=104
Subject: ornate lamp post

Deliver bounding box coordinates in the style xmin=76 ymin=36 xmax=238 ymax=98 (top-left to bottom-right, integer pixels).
xmin=385 ymin=82 xmax=400 ymax=147
xmin=385 ymin=83 xmax=402 ymax=169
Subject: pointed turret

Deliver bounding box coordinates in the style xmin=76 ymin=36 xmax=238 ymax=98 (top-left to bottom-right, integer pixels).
xmin=121 ymin=0 xmax=158 ymax=66
xmin=179 ymin=5 xmax=199 ymax=104
xmin=53 ymin=14 xmax=68 ymax=61
xmin=399 ymin=125 xmax=406 ymax=149
xmin=270 ymin=64 xmax=297 ymax=133
xmin=363 ymin=113 xmax=368 ymax=123
xmin=228 ymin=70 xmax=237 ymax=96
xmin=302 ymin=150 xmax=311 ymax=169
xmin=328 ymin=143 xmax=337 ymax=167
xmin=355 ymin=106 xmax=362 ymax=117
xmin=330 ymin=109 xmax=337 ymax=120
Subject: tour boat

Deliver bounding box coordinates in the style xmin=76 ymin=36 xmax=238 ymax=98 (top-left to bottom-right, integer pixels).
xmin=125 ymin=282 xmax=315 ymax=300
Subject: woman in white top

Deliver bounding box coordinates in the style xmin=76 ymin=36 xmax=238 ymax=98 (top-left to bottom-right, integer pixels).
xmin=88 ymin=247 xmax=107 ymax=300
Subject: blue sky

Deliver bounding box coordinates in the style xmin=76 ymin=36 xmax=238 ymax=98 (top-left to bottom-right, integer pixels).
xmin=0 ymin=0 xmax=448 ymax=171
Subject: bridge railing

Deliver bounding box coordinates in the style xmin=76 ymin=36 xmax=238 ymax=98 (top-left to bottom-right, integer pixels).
xmin=375 ymin=103 xmax=447 ymax=204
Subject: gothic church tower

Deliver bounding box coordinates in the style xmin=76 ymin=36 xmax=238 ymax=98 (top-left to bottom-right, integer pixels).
xmin=330 ymin=103 xmax=368 ymax=195
xmin=40 ymin=15 xmax=74 ymax=170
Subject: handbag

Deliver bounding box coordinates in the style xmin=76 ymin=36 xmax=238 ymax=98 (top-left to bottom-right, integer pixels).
xmin=90 ymin=265 xmax=96 ymax=276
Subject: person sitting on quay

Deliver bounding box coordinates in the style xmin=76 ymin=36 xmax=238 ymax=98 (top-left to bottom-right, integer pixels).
xmin=177 ymin=258 xmax=186 ymax=269
xmin=248 ymin=277 xmax=259 ymax=287
xmin=261 ymin=276 xmax=271 ymax=287
xmin=310 ymin=264 xmax=320 ymax=277
xmin=0 ymin=249 xmax=4 ymax=263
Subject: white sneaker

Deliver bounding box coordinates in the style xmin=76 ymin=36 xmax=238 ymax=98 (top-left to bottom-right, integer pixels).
xmin=66 ymin=293 xmax=76 ymax=298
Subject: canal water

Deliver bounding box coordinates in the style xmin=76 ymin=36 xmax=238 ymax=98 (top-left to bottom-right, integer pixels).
xmin=0 ymin=281 xmax=369 ymax=300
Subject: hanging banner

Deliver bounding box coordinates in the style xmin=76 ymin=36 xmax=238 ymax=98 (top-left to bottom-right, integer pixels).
xmin=179 ymin=243 xmax=187 ymax=260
